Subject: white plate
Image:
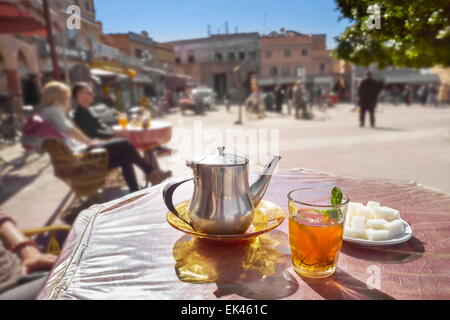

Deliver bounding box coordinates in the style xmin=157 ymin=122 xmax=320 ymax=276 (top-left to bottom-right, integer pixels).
xmin=343 ymin=219 xmax=413 ymax=246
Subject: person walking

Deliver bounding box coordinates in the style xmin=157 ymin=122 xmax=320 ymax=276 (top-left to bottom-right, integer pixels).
xmin=274 ymin=85 xmax=284 ymax=113
xmin=293 ymin=81 xmax=307 ymax=120
xmin=357 ymin=71 xmax=380 ymax=128
xmin=403 ymin=85 xmax=413 ymax=106
xmin=224 ymin=92 xmax=231 ymax=112
xmin=285 ymin=85 xmax=293 ymax=115
xmin=418 ymin=85 xmax=429 ymax=106
xmin=427 ymin=84 xmax=438 ymax=107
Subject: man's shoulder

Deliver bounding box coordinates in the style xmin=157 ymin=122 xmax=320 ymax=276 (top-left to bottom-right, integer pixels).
xmin=74 ymin=106 xmax=93 ymax=117
xmin=74 ymin=106 xmax=96 ymax=123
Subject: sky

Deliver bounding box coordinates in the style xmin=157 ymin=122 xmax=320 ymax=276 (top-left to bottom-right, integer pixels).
xmin=95 ymin=0 xmax=351 ymax=49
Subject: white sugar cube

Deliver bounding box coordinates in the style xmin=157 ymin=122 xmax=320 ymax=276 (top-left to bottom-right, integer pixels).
xmin=384 ymin=207 xmax=400 ymax=220
xmin=344 ymin=226 xmax=354 ymax=238
xmin=374 ymin=206 xmax=399 ymax=220
xmin=345 ymin=226 xmax=366 ymax=239
xmin=347 ymin=202 xmax=363 ymax=217
xmin=384 ymin=220 xmax=405 ymax=238
xmin=367 ymin=201 xmax=380 ymax=209
xmin=351 ymin=216 xmax=366 ymax=236
xmin=357 ymin=206 xmax=374 ymax=219
xmin=366 ymin=219 xmax=388 ymax=229
xmin=366 ymin=229 xmax=391 ymax=241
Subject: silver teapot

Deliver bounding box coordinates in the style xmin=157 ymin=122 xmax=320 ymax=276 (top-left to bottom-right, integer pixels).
xmin=163 ymin=147 xmax=281 ymax=235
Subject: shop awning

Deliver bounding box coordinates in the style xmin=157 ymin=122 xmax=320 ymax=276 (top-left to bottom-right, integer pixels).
xmin=383 ymin=73 xmax=439 ymax=84
xmin=142 ymin=66 xmax=167 ymax=76
xmin=132 ymin=73 xmax=153 ymax=84
xmin=257 ymin=77 xmax=299 ymax=86
xmin=0 ymin=0 xmax=62 ymax=36
xmin=313 ymin=76 xmax=333 ymax=84
xmin=91 ymin=68 xmax=127 ymax=79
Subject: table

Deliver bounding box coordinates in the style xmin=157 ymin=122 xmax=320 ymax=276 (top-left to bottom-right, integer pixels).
xmin=37 ymin=169 xmax=450 ymax=300
xmin=112 ymin=121 xmax=172 ymax=151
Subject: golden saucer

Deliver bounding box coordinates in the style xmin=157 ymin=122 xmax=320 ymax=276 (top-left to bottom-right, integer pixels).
xmin=166 ymin=200 xmax=286 ymax=242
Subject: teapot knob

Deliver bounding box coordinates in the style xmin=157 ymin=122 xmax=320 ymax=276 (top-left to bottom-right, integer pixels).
xmin=218 ymin=146 xmax=225 ymax=156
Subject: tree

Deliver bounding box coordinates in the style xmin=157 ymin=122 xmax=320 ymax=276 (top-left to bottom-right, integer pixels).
xmin=333 ymin=0 xmax=450 ymax=68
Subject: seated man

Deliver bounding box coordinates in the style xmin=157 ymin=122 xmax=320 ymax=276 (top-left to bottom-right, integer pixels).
xmin=0 ymin=212 xmax=57 ymax=300
xmin=72 ymin=83 xmax=115 ymax=140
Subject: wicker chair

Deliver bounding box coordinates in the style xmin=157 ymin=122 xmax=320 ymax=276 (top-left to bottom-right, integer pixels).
xmin=22 ymin=225 xmax=71 ymax=255
xmin=42 ymin=139 xmax=109 ymax=201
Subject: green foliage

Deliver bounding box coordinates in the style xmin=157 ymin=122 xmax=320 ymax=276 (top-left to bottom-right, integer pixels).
xmin=333 ymin=0 xmax=450 ymax=68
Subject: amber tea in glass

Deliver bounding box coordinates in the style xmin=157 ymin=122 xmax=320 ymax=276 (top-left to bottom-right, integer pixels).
xmin=287 ymin=188 xmax=348 ymax=278
xmin=118 ymin=113 xmax=128 ymax=128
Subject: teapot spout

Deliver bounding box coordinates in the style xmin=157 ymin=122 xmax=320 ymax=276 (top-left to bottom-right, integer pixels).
xmin=249 ymin=156 xmax=281 ymax=207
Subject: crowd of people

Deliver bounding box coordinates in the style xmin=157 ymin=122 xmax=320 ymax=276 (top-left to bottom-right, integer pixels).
xmin=380 ymin=83 xmax=448 ymax=107
xmin=243 ymin=79 xmax=346 ymax=121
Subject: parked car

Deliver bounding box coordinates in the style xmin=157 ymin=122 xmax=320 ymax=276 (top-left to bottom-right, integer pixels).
xmin=191 ymin=87 xmax=216 ymax=110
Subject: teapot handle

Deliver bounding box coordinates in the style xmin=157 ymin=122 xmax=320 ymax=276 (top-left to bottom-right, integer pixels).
xmin=162 ymin=177 xmax=195 ymax=230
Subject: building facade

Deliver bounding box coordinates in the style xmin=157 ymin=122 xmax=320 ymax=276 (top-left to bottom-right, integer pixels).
xmin=0 ymin=0 xmax=65 ymax=111
xmin=258 ymin=30 xmax=336 ymax=88
xmin=104 ymin=31 xmax=180 ymax=105
xmin=167 ymin=33 xmax=260 ymax=100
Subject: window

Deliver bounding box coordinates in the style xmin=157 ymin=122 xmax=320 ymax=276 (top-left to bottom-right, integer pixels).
xmin=282 ymin=66 xmax=290 ymax=76
xmin=265 ymin=50 xmax=272 ymax=58
xmin=269 ymin=66 xmax=278 ymax=76
xmin=228 ymin=52 xmax=235 ymax=61
xmin=85 ymin=0 xmax=90 ymax=11
xmin=296 ymin=67 xmax=305 ymax=78
xmin=188 ymin=50 xmax=195 ymax=63
xmin=284 ymin=49 xmax=291 ymax=57
xmin=301 ymin=49 xmax=308 ymax=56
xmin=249 ymin=51 xmax=256 ymax=60
xmin=239 ymin=51 xmax=245 ymax=60
xmin=215 ymin=52 xmax=223 ymax=62
xmin=175 ymin=57 xmax=181 ymax=64
xmin=135 ymin=48 xmax=143 ymax=59
xmin=320 ymin=63 xmax=326 ymax=74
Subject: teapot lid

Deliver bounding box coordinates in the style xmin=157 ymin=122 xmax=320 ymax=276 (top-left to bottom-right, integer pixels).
xmin=190 ymin=147 xmax=248 ymax=167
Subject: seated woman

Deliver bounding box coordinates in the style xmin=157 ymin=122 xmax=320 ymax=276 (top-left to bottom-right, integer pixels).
xmin=38 ymin=81 xmax=171 ymax=193
xmin=0 ymin=212 xmax=57 ymax=300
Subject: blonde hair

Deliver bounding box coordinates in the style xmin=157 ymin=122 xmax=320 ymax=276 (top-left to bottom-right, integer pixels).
xmin=38 ymin=81 xmax=71 ymax=111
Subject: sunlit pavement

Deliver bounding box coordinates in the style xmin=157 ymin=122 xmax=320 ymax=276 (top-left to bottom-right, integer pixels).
xmin=1 ymin=103 xmax=449 ymax=228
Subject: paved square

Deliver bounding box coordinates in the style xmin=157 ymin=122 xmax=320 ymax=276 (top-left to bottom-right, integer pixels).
xmin=1 ymin=103 xmax=449 ymax=228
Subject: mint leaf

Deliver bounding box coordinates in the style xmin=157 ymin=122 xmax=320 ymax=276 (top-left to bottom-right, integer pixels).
xmin=331 ymin=186 xmax=343 ymax=207
xmin=317 ymin=187 xmax=344 ymax=221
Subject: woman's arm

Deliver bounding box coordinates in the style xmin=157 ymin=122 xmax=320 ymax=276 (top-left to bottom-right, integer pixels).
xmin=43 ymin=106 xmax=94 ymax=146
xmin=0 ymin=215 xmax=57 ymax=274
xmin=65 ymin=126 xmax=93 ymax=145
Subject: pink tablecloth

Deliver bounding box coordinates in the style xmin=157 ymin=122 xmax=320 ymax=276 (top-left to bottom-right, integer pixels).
xmin=38 ymin=169 xmax=450 ymax=300
xmin=112 ymin=121 xmax=172 ymax=150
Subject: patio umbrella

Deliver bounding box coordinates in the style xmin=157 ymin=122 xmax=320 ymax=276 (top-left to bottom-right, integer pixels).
xmin=0 ymin=1 xmax=48 ymax=36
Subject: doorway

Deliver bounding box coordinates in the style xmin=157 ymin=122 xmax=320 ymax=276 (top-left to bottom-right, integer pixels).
xmin=213 ymin=73 xmax=227 ymax=101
